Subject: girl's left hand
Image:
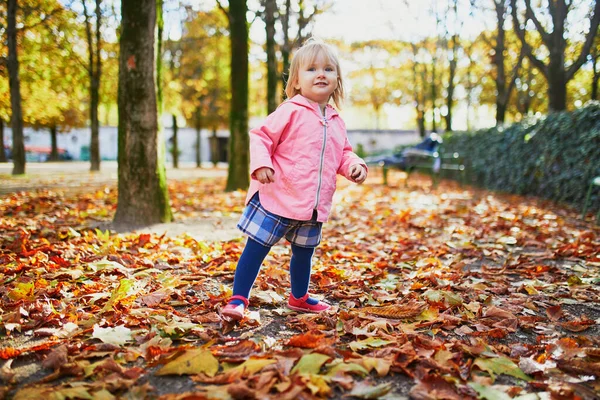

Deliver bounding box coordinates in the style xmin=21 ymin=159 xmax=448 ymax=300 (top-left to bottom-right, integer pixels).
xmin=349 ymin=164 xmax=367 ymax=184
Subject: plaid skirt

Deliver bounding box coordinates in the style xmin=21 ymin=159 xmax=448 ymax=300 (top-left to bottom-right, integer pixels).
xmin=237 ymin=193 xmax=322 ymax=248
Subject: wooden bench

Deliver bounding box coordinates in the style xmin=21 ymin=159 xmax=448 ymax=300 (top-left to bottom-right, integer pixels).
xmin=380 ymin=147 xmax=466 ymax=188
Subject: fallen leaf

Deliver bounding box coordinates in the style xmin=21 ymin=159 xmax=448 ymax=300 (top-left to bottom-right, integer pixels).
xmin=156 ymin=348 xmax=219 ymax=376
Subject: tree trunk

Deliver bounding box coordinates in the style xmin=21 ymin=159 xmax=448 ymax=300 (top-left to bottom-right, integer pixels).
xmin=281 ymin=0 xmax=291 ymax=94
xmin=225 ymin=0 xmax=250 ymax=192
xmin=211 ymin=127 xmax=218 ymax=167
xmin=172 ymin=114 xmax=179 ymax=169
xmin=83 ymin=0 xmax=102 ymax=172
xmin=49 ymin=125 xmax=59 ymax=161
xmin=7 ymin=0 xmax=25 ymax=175
xmin=0 ymin=119 xmax=6 ymax=163
xmin=592 ymin=46 xmax=599 ymax=101
xmin=548 ymin=60 xmax=567 ymax=111
xmin=511 ymin=0 xmax=600 ymax=112
xmin=114 ymin=0 xmax=172 ymax=227
xmin=430 ymin=60 xmax=438 ymax=133
xmin=445 ymin=34 xmax=457 ymax=132
xmin=265 ymin=0 xmax=277 ymax=113
xmin=195 ymin=107 xmax=202 ymax=168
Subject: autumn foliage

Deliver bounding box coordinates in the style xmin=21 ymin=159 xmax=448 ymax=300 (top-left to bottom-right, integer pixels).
xmin=0 ymin=173 xmax=599 ymax=399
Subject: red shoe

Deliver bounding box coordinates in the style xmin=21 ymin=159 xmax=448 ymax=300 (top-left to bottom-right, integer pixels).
xmin=288 ymin=293 xmax=331 ymax=313
xmin=221 ymin=295 xmax=249 ymax=321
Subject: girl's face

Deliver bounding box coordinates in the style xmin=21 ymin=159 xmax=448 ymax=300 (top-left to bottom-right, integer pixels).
xmin=294 ymin=52 xmax=338 ymax=109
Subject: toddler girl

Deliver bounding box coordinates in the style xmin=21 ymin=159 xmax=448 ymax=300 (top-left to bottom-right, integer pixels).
xmin=222 ymin=38 xmax=368 ymax=321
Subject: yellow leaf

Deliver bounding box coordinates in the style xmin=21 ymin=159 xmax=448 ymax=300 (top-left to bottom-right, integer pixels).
xmin=156 ymin=348 xmax=219 ymax=376
xmin=291 ymin=353 xmax=331 ymax=375
xmin=360 ymin=356 xmax=392 ymax=377
xmin=8 ymin=282 xmax=34 ymax=301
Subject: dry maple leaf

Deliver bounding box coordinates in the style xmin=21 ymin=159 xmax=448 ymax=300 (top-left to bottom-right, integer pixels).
xmin=359 ymin=302 xmax=427 ymax=319
xmin=286 ymin=331 xmax=334 ymax=349
xmin=211 ymin=340 xmax=261 ymax=360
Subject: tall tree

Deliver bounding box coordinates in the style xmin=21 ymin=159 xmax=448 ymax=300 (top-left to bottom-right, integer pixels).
xmin=0 ymin=119 xmax=5 ymax=162
xmin=82 ymin=0 xmax=102 ymax=171
xmin=411 ymin=42 xmax=427 ymax=137
xmin=7 ymin=0 xmax=25 ymax=175
xmin=474 ymin=0 xmax=524 ymax=124
xmin=114 ymin=0 xmax=172 ymax=226
xmin=592 ymin=36 xmax=599 ymax=100
xmin=280 ymin=0 xmax=291 ymax=91
xmin=279 ymin=0 xmax=331 ymax=95
xmin=264 ymin=0 xmax=277 ymax=113
xmin=177 ymin=7 xmax=229 ymax=169
xmin=444 ymin=0 xmax=461 ymax=132
xmin=218 ymin=0 xmax=250 ymax=192
xmin=511 ymin=0 xmax=600 ymax=111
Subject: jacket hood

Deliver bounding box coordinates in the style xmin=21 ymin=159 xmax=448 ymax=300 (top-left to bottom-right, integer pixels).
xmin=286 ymin=95 xmax=339 ymax=119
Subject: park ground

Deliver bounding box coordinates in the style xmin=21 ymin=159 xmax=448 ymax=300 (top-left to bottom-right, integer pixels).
xmin=0 ymin=162 xmax=599 ymax=399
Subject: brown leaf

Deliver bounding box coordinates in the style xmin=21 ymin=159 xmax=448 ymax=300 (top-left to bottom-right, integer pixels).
xmin=286 ymin=331 xmax=331 ymax=349
xmin=546 ymin=305 xmax=564 ymax=321
xmin=212 ymin=340 xmax=261 ymax=361
xmin=42 ymin=345 xmax=68 ymax=370
xmin=561 ymin=316 xmax=595 ymax=332
xmin=360 ymin=302 xmax=426 ymax=319
xmin=409 ymin=374 xmax=465 ymax=400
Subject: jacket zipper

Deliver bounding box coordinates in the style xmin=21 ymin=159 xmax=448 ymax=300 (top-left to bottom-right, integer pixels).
xmin=314 ymin=109 xmax=327 ymax=211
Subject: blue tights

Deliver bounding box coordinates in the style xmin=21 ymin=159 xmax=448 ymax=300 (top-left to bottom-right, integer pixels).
xmin=230 ymin=238 xmax=318 ymax=306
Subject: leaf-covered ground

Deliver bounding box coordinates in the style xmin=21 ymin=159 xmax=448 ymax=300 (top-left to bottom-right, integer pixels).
xmin=1 ymin=171 xmax=599 ymax=400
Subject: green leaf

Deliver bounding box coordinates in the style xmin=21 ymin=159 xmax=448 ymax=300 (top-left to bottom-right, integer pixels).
xmin=468 ymin=383 xmax=512 ymax=400
xmin=473 ymin=357 xmax=532 ymax=382
xmin=349 ymin=337 xmax=394 ymax=352
xmin=291 ymin=353 xmax=331 ymax=375
xmin=156 ymin=348 xmax=219 ymax=376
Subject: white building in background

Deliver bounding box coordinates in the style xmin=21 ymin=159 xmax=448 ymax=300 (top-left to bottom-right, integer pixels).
xmin=2 ymin=126 xmax=421 ymax=162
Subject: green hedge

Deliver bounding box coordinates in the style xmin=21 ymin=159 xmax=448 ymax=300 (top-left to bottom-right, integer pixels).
xmin=441 ymin=101 xmax=600 ymax=213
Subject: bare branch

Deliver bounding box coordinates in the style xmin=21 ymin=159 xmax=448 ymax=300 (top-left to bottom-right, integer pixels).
xmin=566 ymin=0 xmax=600 ymax=80
xmin=506 ymin=45 xmax=526 ymax=100
xmin=510 ymin=0 xmax=548 ymax=77
xmin=524 ymin=0 xmax=551 ymax=46
xmin=215 ymin=0 xmax=230 ymax=23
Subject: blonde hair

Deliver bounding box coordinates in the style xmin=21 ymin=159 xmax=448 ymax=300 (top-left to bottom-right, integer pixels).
xmin=285 ymin=38 xmax=345 ymax=109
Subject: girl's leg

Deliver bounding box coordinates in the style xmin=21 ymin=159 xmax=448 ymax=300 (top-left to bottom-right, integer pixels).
xmin=289 ymin=243 xmax=320 ymax=305
xmin=229 ymin=237 xmax=271 ymax=305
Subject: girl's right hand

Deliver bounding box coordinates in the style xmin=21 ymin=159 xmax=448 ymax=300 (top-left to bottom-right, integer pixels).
xmin=255 ymin=167 xmax=275 ymax=184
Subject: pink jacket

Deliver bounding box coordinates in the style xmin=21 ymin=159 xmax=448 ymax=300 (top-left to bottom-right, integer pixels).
xmin=246 ymin=94 xmax=367 ymax=222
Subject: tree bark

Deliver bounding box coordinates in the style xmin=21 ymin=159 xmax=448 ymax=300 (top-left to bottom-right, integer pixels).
xmin=50 ymin=125 xmax=59 ymax=161
xmin=511 ymin=0 xmax=600 ymax=111
xmin=172 ymin=114 xmax=179 ymax=169
xmin=265 ymin=0 xmax=277 ymax=114
xmin=0 ymin=119 xmax=6 ymax=163
xmin=114 ymin=0 xmax=172 ymax=227
xmin=7 ymin=0 xmax=25 ymax=175
xmin=225 ymin=0 xmax=250 ymax=192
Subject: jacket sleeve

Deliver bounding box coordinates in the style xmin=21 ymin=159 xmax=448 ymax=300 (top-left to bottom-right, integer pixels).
xmin=336 ymin=121 xmax=368 ymax=179
xmin=249 ymin=105 xmax=291 ymax=179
